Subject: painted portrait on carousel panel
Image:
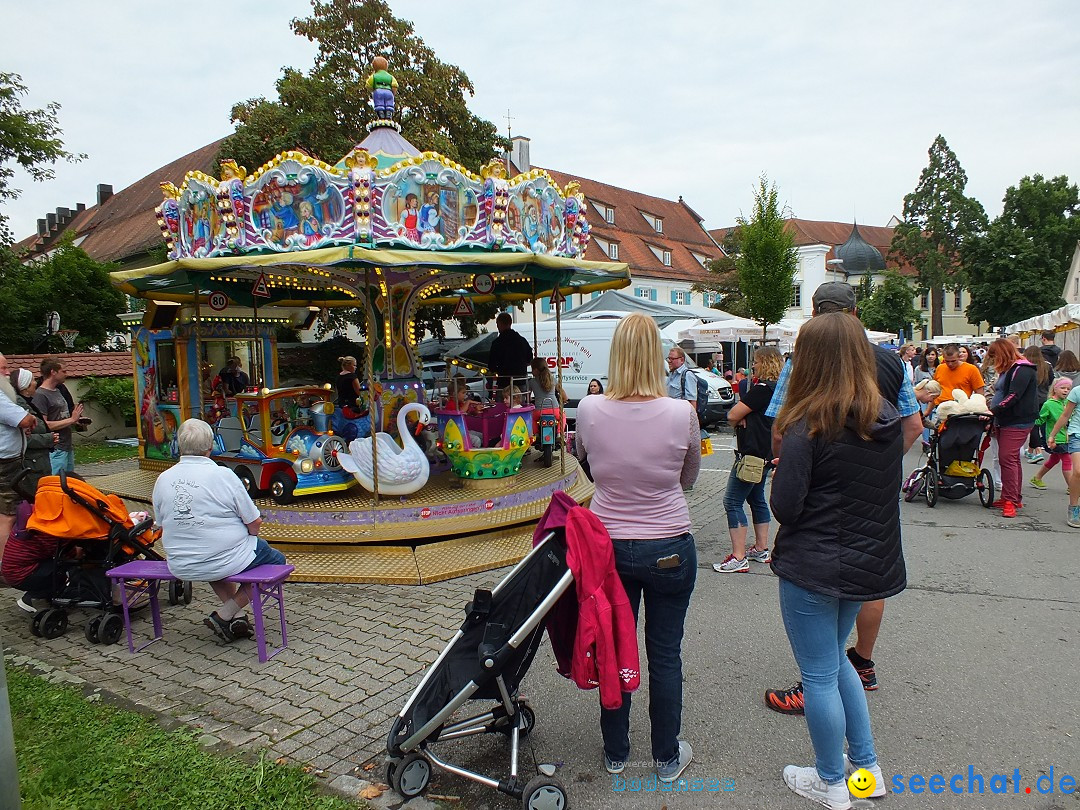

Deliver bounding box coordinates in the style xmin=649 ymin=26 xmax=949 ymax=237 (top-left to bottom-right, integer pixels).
xmin=182 ymin=196 xmax=221 ymax=255
xmin=251 ymin=175 xmax=344 ymax=248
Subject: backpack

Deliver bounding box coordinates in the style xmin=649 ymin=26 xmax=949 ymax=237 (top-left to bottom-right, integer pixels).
xmin=680 ymin=368 xmax=710 ymax=423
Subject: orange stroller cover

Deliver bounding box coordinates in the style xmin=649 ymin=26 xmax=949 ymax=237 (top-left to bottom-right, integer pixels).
xmin=28 ymin=475 xmax=138 ymax=540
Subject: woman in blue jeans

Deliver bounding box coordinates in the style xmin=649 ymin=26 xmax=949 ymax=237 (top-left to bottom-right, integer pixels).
xmin=770 ymin=313 xmax=906 ymax=810
xmin=713 ymin=347 xmax=782 ymax=573
xmin=575 ymin=313 xmax=700 ymax=784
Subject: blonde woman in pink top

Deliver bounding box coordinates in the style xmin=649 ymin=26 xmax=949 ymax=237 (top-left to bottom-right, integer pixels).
xmin=575 ymin=312 xmax=700 ymax=785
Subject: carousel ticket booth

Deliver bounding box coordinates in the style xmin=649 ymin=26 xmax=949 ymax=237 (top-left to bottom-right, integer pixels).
xmin=99 ymin=61 xmax=629 ymax=584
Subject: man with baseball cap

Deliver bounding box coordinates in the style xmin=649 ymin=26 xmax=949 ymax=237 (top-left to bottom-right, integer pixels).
xmin=760 ymin=281 xmax=922 ymax=715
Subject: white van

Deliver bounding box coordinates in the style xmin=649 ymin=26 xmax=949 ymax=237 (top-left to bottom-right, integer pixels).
xmin=529 ymin=314 xmax=735 ymax=426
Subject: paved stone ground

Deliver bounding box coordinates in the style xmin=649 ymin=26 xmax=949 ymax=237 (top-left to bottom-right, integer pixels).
xmin=3 ymin=439 xmax=1078 ymax=809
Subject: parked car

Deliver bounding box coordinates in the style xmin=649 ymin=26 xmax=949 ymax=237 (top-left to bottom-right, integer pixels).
xmin=211 ymin=386 xmax=354 ymax=504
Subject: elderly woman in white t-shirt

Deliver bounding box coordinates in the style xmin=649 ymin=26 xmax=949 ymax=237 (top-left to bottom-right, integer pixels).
xmin=152 ymin=419 xmax=286 ymax=643
xmin=574 ymin=312 xmax=700 ymax=785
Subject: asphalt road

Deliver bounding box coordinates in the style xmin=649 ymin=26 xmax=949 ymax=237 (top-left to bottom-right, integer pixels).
xmin=385 ymin=437 xmax=1079 ymax=810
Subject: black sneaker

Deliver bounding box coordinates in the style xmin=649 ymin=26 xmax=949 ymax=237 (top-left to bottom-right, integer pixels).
xmin=229 ymin=616 xmax=252 ymax=638
xmin=847 ymin=647 xmax=878 ymax=691
xmin=764 ymin=682 xmax=805 ymax=715
xmin=204 ymin=611 xmax=236 ymax=642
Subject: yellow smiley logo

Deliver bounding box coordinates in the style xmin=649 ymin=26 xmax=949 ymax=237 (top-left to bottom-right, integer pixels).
xmin=847 ymin=768 xmax=877 ymax=798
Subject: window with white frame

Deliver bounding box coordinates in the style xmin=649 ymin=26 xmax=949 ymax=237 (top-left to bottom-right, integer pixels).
xmin=640 ymin=212 xmax=664 ymax=233
xmin=920 ymin=293 xmax=929 ymax=309
xmin=587 ymin=200 xmax=615 ymax=225
xmin=662 ymin=250 xmax=672 ymax=266
xmin=635 ymin=286 xmax=657 ymax=301
xmin=953 ymin=290 xmax=962 ymax=310
xmin=791 ymin=284 xmax=801 ymax=307
xmin=608 ymin=242 xmax=619 ymax=260
xmin=671 ymin=290 xmax=690 ymax=305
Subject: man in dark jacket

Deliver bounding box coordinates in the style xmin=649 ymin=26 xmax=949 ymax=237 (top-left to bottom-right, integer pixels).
xmin=1040 ymin=330 xmax=1061 ymax=367
xmin=762 ymin=281 xmax=920 ymax=715
xmin=488 ymin=313 xmax=532 ymax=391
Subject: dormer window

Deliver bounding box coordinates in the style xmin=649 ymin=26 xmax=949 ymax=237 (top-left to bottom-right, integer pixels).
xmin=663 ymin=250 xmax=671 ymax=266
xmin=588 ymin=199 xmax=615 ymax=225
xmin=641 ymin=212 xmax=664 ymax=233
xmin=609 ymin=242 xmax=619 ymax=260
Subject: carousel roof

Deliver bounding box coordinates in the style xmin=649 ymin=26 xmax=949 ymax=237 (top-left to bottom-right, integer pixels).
xmin=110 ymin=244 xmax=630 ymax=309
xmin=112 ymin=58 xmax=629 ymax=309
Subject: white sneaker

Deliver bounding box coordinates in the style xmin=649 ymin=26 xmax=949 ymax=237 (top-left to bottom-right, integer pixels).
xmin=712 ymin=555 xmax=749 ymax=573
xmin=1069 ymin=506 xmax=1080 ymax=528
xmin=783 ymin=765 xmax=852 ymax=810
xmin=843 ymin=755 xmax=887 ymax=797
xmin=746 ymin=547 xmax=772 ymax=563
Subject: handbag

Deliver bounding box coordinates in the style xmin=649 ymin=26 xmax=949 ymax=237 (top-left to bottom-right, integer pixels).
xmin=733 ymin=454 xmax=766 ymax=484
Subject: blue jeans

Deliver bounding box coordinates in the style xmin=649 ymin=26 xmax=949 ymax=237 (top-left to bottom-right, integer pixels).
xmin=723 ymin=464 xmax=771 ymax=529
xmin=778 ymin=578 xmax=877 ymax=784
xmin=49 ymin=448 xmax=75 ymax=474
xmin=243 ymin=537 xmax=286 ymax=570
xmin=600 ymin=532 xmax=697 ymax=766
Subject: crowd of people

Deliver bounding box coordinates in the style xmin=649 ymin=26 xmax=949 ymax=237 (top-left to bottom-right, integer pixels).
xmin=571 ymin=281 xmax=1076 ymax=808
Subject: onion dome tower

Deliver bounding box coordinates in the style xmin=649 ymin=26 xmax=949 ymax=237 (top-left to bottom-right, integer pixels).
xmin=835 ymin=222 xmax=885 ymax=278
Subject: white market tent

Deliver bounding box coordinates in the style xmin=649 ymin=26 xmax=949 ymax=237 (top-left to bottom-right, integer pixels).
xmin=1005 ymin=303 xmax=1080 ymax=352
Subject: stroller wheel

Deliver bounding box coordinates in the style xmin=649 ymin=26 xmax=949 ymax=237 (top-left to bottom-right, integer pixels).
xmin=521 ymin=776 xmax=568 ymax=810
xmin=978 ymin=469 xmax=996 ymax=508
xmin=97 ymin=613 xmax=124 ymax=645
xmin=518 ymin=703 xmax=536 ymax=737
xmin=40 ymin=609 xmax=69 ymax=640
xmin=30 ymin=608 xmax=50 ymax=637
xmin=389 ymin=752 xmax=431 ymax=799
xmin=85 ymin=615 xmax=103 ymax=644
xmin=925 ymin=472 xmax=939 ymax=508
xmin=168 ymin=580 xmax=194 ymax=606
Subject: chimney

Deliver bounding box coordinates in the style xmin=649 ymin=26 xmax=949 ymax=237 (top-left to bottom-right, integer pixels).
xmin=56 ymin=206 xmax=71 ymax=224
xmin=97 ymin=183 xmax=113 ymax=205
xmin=76 ymin=202 xmax=86 ymax=212
xmin=46 ymin=212 xmax=57 ymax=232
xmin=37 ymin=219 xmax=48 ymax=237
xmin=511 ymin=136 xmax=530 ymax=173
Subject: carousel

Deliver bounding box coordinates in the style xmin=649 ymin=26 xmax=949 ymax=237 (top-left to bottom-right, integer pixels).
xmin=98 ymin=61 xmax=629 ymax=584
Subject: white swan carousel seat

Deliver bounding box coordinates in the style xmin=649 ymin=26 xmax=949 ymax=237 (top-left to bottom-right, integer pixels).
xmin=337 ymin=402 xmax=432 ymax=496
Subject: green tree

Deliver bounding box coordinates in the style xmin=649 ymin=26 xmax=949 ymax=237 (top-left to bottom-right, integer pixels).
xmin=857 ymin=270 xmax=925 ymax=339
xmin=889 ymin=135 xmax=987 ymax=336
xmin=0 ymin=72 xmax=84 ymax=244
xmin=0 ymin=235 xmax=125 ymax=352
xmin=966 ymin=174 xmax=1080 ymax=327
xmin=694 ymin=227 xmax=750 ymax=317
xmin=220 ymin=0 xmax=504 ymax=174
xmin=736 ymin=177 xmax=798 ymax=339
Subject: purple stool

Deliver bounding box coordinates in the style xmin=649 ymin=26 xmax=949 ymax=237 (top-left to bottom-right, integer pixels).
xmin=108 ymin=560 xmax=295 ymax=663
xmin=226 ymin=564 xmax=295 ymax=662
xmin=107 ymin=560 xmax=174 ymax=653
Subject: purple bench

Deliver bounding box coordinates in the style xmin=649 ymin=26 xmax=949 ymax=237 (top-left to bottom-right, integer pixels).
xmin=107 ymin=561 xmax=295 ymax=662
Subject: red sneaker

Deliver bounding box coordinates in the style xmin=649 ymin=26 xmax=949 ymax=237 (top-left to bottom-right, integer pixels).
xmin=1002 ymin=501 xmax=1017 ymax=518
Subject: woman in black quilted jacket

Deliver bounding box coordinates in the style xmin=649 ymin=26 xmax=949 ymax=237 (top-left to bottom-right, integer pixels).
xmin=770 ymin=313 xmax=905 ymax=810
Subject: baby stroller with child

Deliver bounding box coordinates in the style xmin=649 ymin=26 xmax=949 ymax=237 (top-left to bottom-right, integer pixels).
xmin=385 ymin=529 xmax=574 ymax=810
xmin=3 ymin=470 xmax=189 ymax=644
xmin=903 ymin=412 xmax=995 ymax=508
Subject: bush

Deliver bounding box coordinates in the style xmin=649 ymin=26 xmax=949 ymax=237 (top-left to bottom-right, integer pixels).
xmin=80 ymin=375 xmax=135 ymax=423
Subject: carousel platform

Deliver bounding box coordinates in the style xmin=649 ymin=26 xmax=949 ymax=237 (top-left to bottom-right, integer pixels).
xmin=92 ymin=454 xmax=592 ymax=584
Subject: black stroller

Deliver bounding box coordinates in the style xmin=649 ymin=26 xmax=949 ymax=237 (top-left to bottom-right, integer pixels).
xmin=386 ymin=530 xmax=573 ymax=809
xmin=903 ymin=413 xmax=995 ymax=507
xmin=10 ymin=470 xmax=189 ymax=644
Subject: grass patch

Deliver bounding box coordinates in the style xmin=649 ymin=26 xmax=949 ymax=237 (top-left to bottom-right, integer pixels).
xmin=74 ymin=442 xmax=139 ymax=465
xmin=8 ymin=667 xmax=361 ymax=810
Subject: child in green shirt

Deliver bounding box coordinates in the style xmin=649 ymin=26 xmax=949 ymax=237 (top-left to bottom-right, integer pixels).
xmin=1031 ymin=377 xmax=1072 ymax=490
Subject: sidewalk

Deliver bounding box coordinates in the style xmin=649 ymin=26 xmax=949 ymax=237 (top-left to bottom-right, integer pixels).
xmin=4 ymin=442 xmax=1077 ymax=808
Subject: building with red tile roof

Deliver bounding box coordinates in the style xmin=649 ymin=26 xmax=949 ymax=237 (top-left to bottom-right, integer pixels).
xmin=708 ymin=218 xmax=984 ymax=340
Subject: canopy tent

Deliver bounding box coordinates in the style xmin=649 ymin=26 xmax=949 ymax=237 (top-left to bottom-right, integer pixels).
xmin=559 ymin=290 xmax=738 ymax=327
xmin=1005 ymin=303 xmax=1080 ymax=336
xmin=680 ymin=318 xmax=798 ymax=343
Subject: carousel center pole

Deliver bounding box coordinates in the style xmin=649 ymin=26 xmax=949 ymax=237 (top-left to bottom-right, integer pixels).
xmin=365 ymin=267 xmax=380 ymax=504
xmin=554 ymin=287 xmax=566 ymax=476
xmin=193 ymin=284 xmax=203 ymax=416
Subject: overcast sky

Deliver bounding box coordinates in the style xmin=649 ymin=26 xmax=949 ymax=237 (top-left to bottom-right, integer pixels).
xmin=5 ymin=0 xmax=1079 ymax=241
